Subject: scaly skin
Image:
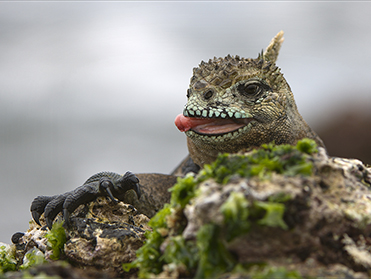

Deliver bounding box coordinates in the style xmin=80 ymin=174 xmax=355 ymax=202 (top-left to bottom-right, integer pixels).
xmin=29 ymin=31 xmax=325 ymax=228
xmin=30 ymin=171 xmax=141 ymax=229
xmin=30 ymin=172 xmax=176 ymax=228
xmin=174 ymin=31 xmax=325 ymax=169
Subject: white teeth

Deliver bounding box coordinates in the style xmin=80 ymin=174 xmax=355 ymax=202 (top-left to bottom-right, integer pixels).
xmin=184 ymin=108 xmax=252 ymax=119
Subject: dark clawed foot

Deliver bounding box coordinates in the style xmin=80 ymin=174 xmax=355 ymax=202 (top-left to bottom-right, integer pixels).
xmin=99 ymin=177 xmax=118 ymax=204
xmin=30 ymin=195 xmax=57 ymax=226
xmin=121 ymin=171 xmax=142 ymax=199
xmin=29 ymin=171 xmax=141 ymax=229
xmin=43 ymin=192 xmax=70 ymax=230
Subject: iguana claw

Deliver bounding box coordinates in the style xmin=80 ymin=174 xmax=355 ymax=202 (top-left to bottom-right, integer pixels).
xmin=30 ymin=171 xmax=141 ymax=229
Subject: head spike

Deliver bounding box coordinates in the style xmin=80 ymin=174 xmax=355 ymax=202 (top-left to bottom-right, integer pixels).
xmin=263 ymin=31 xmax=284 ymax=63
xmin=258 ymin=49 xmax=264 ymax=60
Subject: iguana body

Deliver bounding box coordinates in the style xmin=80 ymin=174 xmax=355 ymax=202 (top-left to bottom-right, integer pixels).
xmin=29 ymin=31 xmax=325 ymax=226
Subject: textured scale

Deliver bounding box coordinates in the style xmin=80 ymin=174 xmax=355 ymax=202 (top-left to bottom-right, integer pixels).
xmin=83 ymin=171 xmax=123 ymax=185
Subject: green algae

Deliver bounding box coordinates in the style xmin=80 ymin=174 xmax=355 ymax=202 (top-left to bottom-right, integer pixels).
xmin=1 ymin=240 xmax=47 ymax=275
xmin=45 ymin=220 xmax=66 ymax=261
xmin=0 ymin=245 xmax=47 ymax=275
xmin=169 ymin=174 xmax=199 ymax=208
xmin=194 ymin=224 xmax=236 ymax=279
xmin=253 ymin=201 xmax=288 ymax=230
xmin=127 ymin=193 xmax=291 ymax=278
xmin=19 ymin=248 xmax=47 ymax=270
xmin=296 ymin=138 xmax=318 ymax=155
xmin=249 ymin=266 xmax=302 ymax=279
xmin=125 ymin=139 xmax=317 ymax=278
xmin=220 ymin=192 xmax=251 ymax=241
xmin=0 ymin=245 xmax=17 ymax=274
xmin=199 ymin=138 xmax=316 ymax=184
xmin=163 ymin=235 xmax=198 ymax=273
xmin=221 ymin=192 xmax=289 ymax=242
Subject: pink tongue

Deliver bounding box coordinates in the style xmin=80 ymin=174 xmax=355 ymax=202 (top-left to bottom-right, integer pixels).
xmin=174 ymin=114 xmax=246 ymax=134
xmin=174 ymin=114 xmax=213 ymax=132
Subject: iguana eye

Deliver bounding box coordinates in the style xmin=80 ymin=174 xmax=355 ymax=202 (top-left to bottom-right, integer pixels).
xmin=236 ymin=80 xmax=272 ymax=100
xmin=237 ymin=83 xmax=261 ymax=96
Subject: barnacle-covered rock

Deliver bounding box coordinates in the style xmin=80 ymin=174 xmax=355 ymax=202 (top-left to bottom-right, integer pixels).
xmin=10 ymin=197 xmax=151 ymax=277
xmin=63 ymin=197 xmax=150 ymax=272
xmin=128 ymin=139 xmax=371 ymax=278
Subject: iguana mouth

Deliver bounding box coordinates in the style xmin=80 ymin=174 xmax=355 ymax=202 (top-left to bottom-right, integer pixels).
xmin=175 ymin=114 xmax=253 ymax=136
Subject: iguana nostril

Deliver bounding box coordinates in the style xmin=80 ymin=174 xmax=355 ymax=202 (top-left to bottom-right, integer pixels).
xmin=186 ymin=89 xmax=191 ymax=98
xmin=203 ymin=89 xmax=214 ymax=100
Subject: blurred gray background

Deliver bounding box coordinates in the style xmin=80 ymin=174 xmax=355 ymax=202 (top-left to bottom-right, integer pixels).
xmin=1 ymin=2 xmax=371 ymax=242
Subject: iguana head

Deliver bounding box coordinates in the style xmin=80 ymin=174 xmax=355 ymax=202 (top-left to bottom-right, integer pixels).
xmin=175 ymin=31 xmax=324 ymax=167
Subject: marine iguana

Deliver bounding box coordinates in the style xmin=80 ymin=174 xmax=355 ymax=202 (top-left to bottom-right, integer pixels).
xmin=30 ymin=31 xmax=325 ymax=228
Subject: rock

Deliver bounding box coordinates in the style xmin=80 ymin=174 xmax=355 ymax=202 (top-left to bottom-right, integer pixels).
xmin=62 ymin=197 xmax=150 ymax=276
xmin=7 ymin=139 xmax=371 ymax=278
xmin=10 ymin=197 xmax=151 ymax=278
xmin=3 ymin=261 xmax=118 ymax=279
xmin=183 ymin=148 xmax=371 ymax=277
xmin=129 ymin=140 xmax=371 ymax=278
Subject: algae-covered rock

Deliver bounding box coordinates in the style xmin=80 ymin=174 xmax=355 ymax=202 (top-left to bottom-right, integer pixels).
xmin=128 ymin=139 xmax=371 ymax=278
xmin=6 ymin=139 xmax=371 ymax=278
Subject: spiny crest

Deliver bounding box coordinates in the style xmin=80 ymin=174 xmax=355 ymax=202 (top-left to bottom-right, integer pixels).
xmin=192 ymin=55 xmax=263 ymax=87
xmin=190 ymin=31 xmax=285 ymax=88
xmin=193 ymin=54 xmax=256 ymax=77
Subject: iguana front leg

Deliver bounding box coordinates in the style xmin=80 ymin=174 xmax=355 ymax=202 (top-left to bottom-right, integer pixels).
xmin=30 ymin=171 xmax=176 ymax=229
